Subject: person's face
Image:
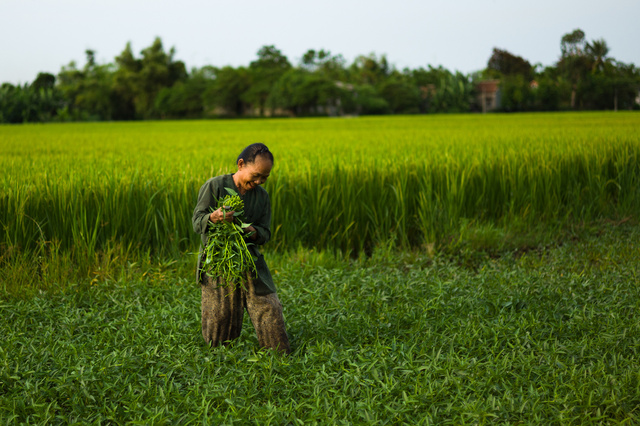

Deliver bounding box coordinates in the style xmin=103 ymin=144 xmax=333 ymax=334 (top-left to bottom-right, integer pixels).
xmin=236 ymin=155 xmax=272 ymax=193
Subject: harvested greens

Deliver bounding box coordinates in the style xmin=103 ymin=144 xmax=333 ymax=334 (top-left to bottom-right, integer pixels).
xmin=203 ymin=187 xmax=257 ymax=287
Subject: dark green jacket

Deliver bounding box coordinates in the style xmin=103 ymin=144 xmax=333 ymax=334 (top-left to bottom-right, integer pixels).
xmin=192 ymin=174 xmax=276 ymax=295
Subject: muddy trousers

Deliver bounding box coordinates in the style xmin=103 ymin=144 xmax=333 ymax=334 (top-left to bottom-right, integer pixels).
xmin=201 ymin=274 xmax=290 ymax=354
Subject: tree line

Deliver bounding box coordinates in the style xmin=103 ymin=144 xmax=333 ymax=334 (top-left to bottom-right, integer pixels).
xmin=1 ymin=28 xmax=639 ymax=123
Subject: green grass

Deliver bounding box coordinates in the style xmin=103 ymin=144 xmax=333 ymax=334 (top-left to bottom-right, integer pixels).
xmin=2 ymin=224 xmax=639 ymax=424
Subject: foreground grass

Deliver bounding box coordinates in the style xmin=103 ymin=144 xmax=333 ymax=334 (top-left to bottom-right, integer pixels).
xmin=1 ymin=225 xmax=639 ymax=424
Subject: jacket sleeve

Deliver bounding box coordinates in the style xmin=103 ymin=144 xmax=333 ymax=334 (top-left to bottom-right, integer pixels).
xmin=192 ymin=179 xmax=218 ymax=235
xmin=251 ymin=192 xmax=271 ymax=246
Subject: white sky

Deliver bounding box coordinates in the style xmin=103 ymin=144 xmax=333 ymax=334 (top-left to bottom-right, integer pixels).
xmin=1 ymin=0 xmax=639 ymax=85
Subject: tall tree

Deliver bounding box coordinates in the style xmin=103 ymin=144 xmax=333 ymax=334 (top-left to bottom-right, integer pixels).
xmin=78 ymin=50 xmax=116 ymax=120
xmin=586 ymin=39 xmax=610 ymax=73
xmin=244 ymin=45 xmax=291 ymax=116
xmin=300 ymin=49 xmax=347 ymax=81
xmin=112 ymin=42 xmax=141 ymax=119
xmin=486 ymin=48 xmax=533 ymax=80
xmin=203 ymin=66 xmax=251 ymax=117
xmin=483 ymin=48 xmax=535 ymax=111
xmin=557 ymin=29 xmax=590 ymax=108
xmin=561 ymin=29 xmax=586 ymax=57
xmin=56 ymin=50 xmax=115 ymax=120
xmin=349 ymin=53 xmax=390 ymax=86
xmin=377 ymin=72 xmax=421 ymax=114
xmin=32 ymin=72 xmax=56 ymax=91
xmin=155 ymin=67 xmax=213 ymax=118
xmin=267 ymin=68 xmax=343 ymax=116
xmin=412 ymin=66 xmax=473 ymax=113
xmin=531 ymin=66 xmax=562 ymax=111
xmin=113 ymin=38 xmax=187 ymax=119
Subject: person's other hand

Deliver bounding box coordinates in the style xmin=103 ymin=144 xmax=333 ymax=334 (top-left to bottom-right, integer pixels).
xmin=243 ymin=224 xmax=257 ymax=240
xmin=209 ymin=207 xmax=235 ymax=224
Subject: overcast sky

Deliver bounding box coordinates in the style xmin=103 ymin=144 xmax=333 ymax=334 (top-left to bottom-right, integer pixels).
xmin=1 ymin=0 xmax=638 ymax=85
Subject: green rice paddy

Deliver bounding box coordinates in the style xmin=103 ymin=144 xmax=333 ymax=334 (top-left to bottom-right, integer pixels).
xmin=1 ymin=112 xmax=640 ymax=423
xmin=2 ymin=112 xmax=639 ymax=258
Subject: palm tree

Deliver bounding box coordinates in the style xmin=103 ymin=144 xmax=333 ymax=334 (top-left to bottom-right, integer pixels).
xmin=586 ymin=39 xmax=610 ymax=73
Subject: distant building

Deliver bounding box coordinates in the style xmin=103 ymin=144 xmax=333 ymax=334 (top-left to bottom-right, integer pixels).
xmin=476 ymin=80 xmax=501 ymax=112
xmin=420 ymin=84 xmax=436 ymax=99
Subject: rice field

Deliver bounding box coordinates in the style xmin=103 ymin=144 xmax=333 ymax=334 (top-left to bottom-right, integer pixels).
xmin=2 ymin=113 xmax=640 ymax=423
xmin=1 ymin=112 xmax=639 ymax=260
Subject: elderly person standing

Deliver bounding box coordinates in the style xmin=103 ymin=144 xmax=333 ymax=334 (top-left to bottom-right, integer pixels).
xmin=192 ymin=143 xmax=290 ymax=354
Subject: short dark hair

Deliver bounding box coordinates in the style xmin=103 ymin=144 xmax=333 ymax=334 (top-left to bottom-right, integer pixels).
xmin=237 ymin=143 xmax=274 ymax=165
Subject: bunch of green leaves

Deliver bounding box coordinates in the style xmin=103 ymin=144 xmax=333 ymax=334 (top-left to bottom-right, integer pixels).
xmin=203 ymin=188 xmax=256 ymax=287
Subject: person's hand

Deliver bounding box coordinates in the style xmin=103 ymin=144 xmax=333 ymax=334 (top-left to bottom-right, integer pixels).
xmin=209 ymin=207 xmax=235 ymax=224
xmin=243 ymin=225 xmax=258 ymax=241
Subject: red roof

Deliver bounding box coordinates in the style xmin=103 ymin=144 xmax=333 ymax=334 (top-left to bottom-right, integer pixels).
xmin=476 ymin=80 xmax=500 ymax=93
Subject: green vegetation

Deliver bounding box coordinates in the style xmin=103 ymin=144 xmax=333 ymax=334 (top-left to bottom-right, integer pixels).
xmin=2 ymin=113 xmax=639 ymax=266
xmin=1 ymin=225 xmax=639 ymax=423
xmin=1 ymin=113 xmax=639 ymax=422
xmin=203 ymin=188 xmax=256 ymax=286
xmin=2 ymin=28 xmax=639 ymax=123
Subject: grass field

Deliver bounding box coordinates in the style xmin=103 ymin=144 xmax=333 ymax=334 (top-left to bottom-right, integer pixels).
xmin=1 ymin=113 xmax=640 ymax=423
xmin=1 ymin=225 xmax=639 ymax=423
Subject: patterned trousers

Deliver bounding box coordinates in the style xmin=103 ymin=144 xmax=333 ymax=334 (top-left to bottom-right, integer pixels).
xmin=201 ymin=274 xmax=291 ymax=354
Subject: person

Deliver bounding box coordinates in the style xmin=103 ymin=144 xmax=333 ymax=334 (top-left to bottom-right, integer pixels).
xmin=192 ymin=143 xmax=290 ymax=354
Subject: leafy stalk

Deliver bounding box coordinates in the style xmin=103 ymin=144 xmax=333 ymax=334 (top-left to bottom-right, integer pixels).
xmin=203 ymin=187 xmax=257 ymax=288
